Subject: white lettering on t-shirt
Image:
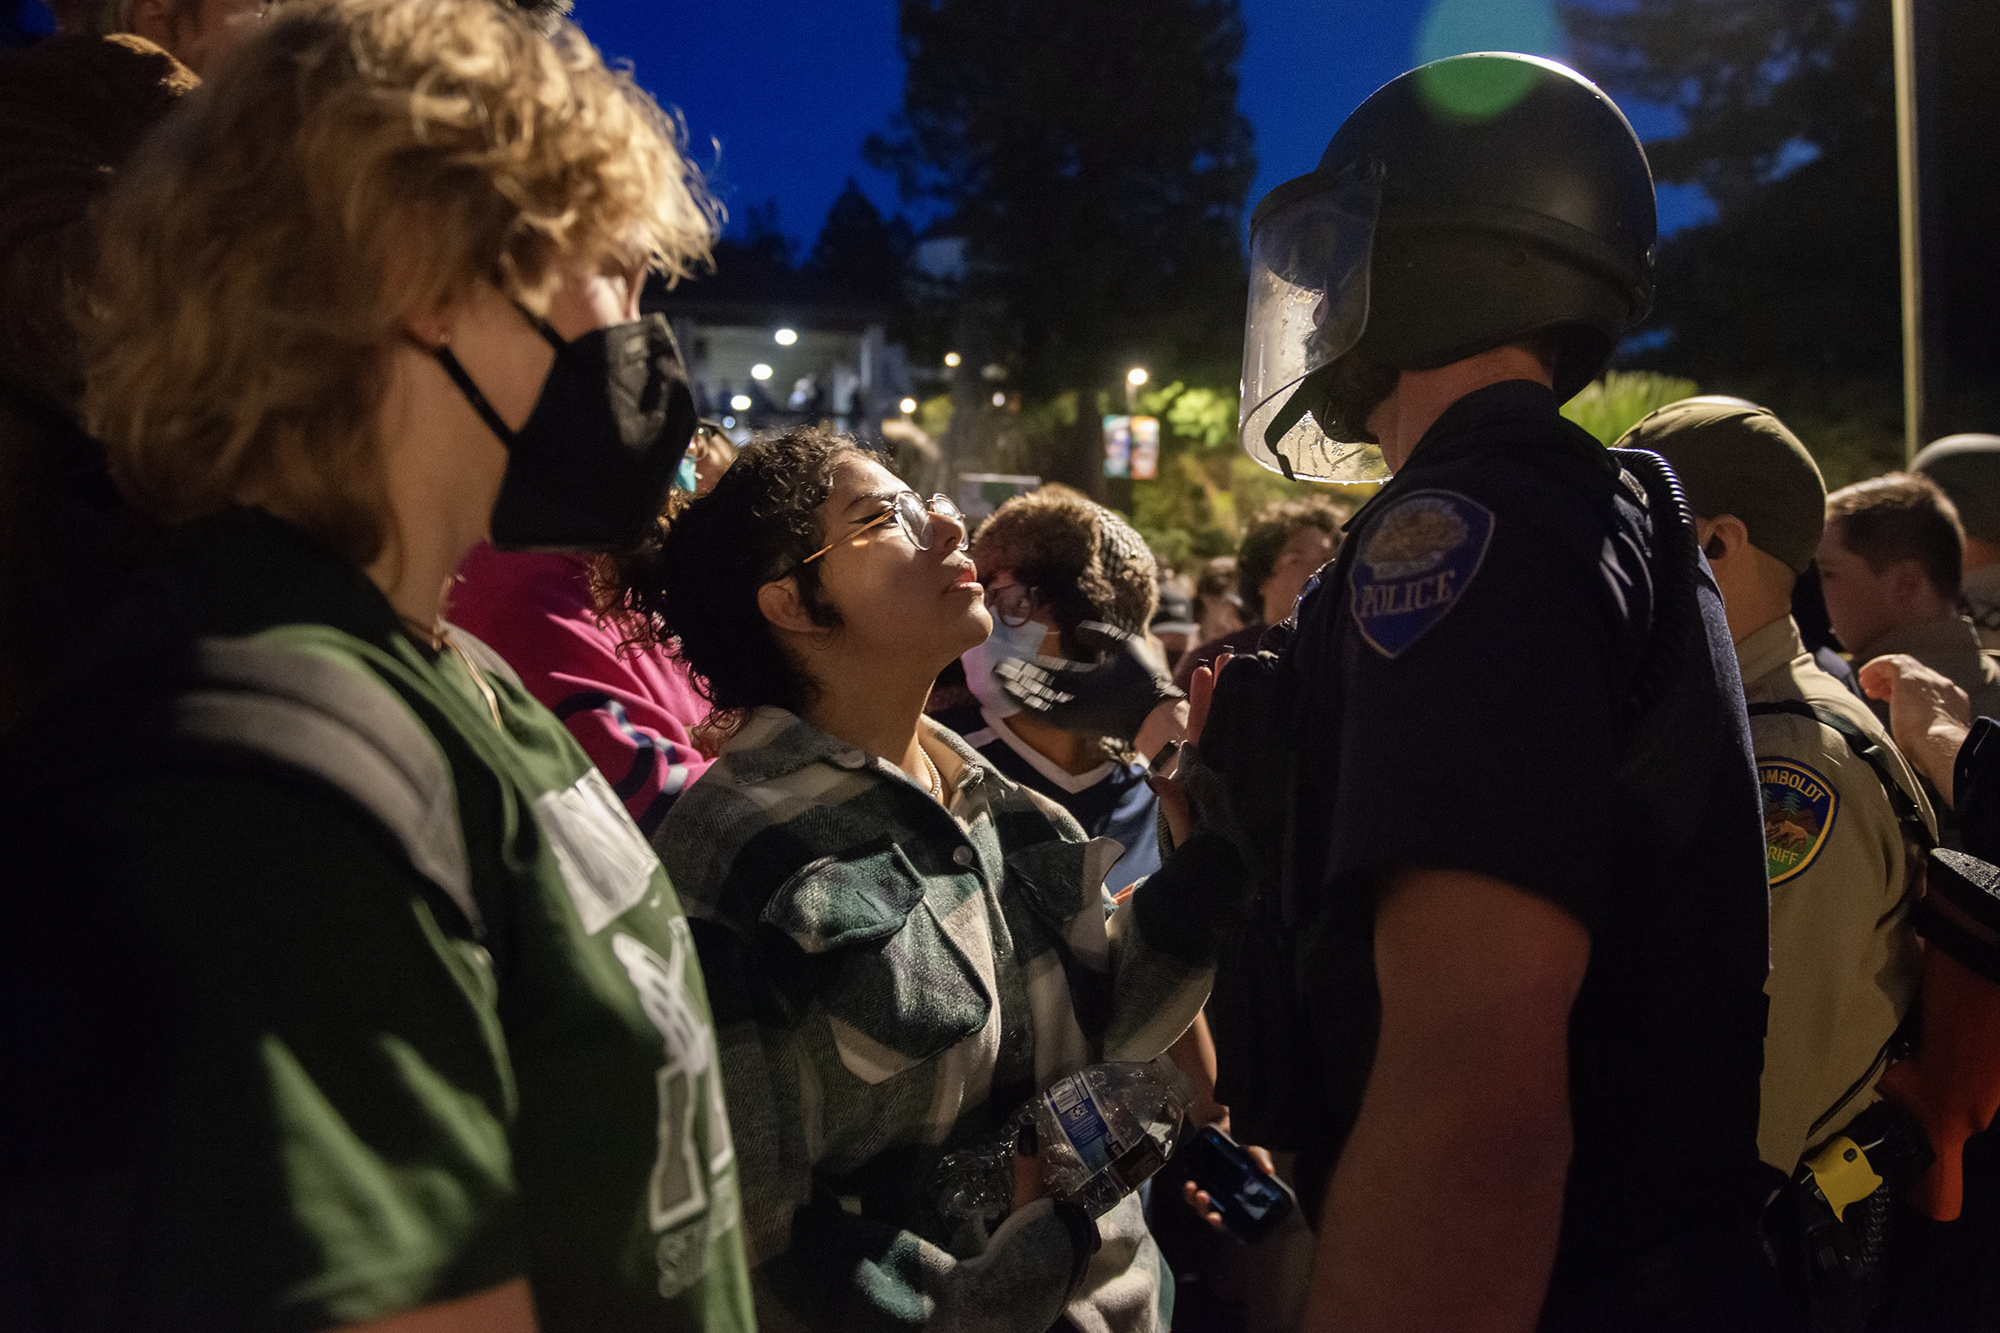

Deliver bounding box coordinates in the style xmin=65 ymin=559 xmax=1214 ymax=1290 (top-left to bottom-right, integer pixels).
xmin=535 ymin=769 xmax=658 ymax=934
xmin=612 ymin=923 xmax=739 ymax=1292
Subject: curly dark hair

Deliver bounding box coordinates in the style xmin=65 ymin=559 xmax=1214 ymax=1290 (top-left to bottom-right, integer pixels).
xmin=599 ymin=425 xmax=865 ymax=717
xmin=1237 ymin=498 xmax=1344 ymax=613
xmin=969 ymin=484 xmax=1158 ymax=655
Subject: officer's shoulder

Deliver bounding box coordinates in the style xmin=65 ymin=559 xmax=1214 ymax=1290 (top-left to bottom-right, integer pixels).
xmin=1404 ymin=422 xmax=1618 ymax=522
xmin=1752 ymin=655 xmax=1885 ymax=737
xmin=1749 ymin=664 xmax=1906 ymax=801
xmin=1368 ymin=451 xmax=1623 ymax=582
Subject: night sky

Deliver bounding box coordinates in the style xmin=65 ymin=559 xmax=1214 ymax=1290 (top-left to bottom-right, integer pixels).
xmin=571 ymin=0 xmax=1710 ymax=249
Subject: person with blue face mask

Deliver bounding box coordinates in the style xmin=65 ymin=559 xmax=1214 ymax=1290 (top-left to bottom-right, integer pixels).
xmin=934 ymin=485 xmax=1184 ymax=891
xmin=959 ymin=607 xmax=1052 ymax=721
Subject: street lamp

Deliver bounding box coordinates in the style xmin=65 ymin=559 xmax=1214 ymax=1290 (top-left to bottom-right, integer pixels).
xmin=1125 ymin=366 xmax=1149 ymax=412
xmin=750 ymin=363 xmax=773 ymax=381
xmin=774 ymin=327 xmax=798 ymax=346
xmin=899 ymin=397 xmax=918 ymax=415
xmin=943 ymin=351 xmax=962 ymax=368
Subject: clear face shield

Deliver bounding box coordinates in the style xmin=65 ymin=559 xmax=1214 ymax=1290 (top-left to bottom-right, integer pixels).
xmin=1239 ymin=164 xmax=1387 ymax=484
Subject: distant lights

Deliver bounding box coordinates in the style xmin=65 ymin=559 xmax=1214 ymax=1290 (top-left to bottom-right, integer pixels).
xmin=991 ymin=391 xmax=1007 ymax=407
xmin=1127 ymin=366 xmax=1149 ymax=387
xmin=730 ymin=393 xmax=752 ymax=411
xmin=773 ymin=327 xmax=798 ymax=346
xmin=899 ymin=397 xmax=918 ymax=415
xmin=750 ymin=363 xmax=773 ymax=381
xmin=943 ymin=351 xmax=961 ymax=368
xmin=721 ymin=415 xmax=736 ymax=428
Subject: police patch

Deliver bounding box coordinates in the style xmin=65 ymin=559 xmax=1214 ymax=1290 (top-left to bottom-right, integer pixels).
xmin=1347 ymin=490 xmax=1493 ymax=658
xmin=1760 ymin=758 xmax=1839 ymax=885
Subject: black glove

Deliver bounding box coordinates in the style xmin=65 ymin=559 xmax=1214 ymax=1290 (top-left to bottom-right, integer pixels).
xmin=995 ymin=621 xmax=1183 ymax=739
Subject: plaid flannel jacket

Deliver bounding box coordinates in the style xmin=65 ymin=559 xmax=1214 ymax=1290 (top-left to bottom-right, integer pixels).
xmin=655 ymin=707 xmax=1215 ymax=1333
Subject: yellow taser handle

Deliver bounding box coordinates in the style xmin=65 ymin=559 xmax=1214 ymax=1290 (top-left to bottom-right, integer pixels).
xmin=1805 ymin=1135 xmax=1884 ymax=1222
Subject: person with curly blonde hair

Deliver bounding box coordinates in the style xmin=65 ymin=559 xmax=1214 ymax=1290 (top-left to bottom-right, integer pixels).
xmin=0 ymin=2 xmax=753 ymax=1330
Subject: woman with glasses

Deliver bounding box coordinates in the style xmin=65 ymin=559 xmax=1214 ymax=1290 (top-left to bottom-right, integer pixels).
xmin=606 ymin=425 xmax=1247 ymax=1333
xmin=686 ymin=419 xmax=741 ymax=494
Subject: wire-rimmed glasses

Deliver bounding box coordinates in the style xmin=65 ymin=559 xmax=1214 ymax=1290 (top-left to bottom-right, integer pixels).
xmin=786 ymin=491 xmax=967 ymax=577
xmin=983 ymin=580 xmax=1042 ymax=628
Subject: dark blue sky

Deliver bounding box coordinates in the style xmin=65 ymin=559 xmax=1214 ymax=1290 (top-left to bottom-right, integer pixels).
xmin=571 ymin=0 xmax=1710 ymax=250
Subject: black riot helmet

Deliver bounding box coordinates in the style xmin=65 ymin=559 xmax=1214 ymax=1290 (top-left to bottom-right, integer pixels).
xmin=1241 ymin=52 xmax=1657 ymax=482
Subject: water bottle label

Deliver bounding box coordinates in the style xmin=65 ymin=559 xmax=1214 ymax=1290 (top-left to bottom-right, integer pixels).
xmin=1105 ymin=1135 xmax=1168 ymax=1196
xmin=1048 ymin=1072 xmax=1131 ymax=1176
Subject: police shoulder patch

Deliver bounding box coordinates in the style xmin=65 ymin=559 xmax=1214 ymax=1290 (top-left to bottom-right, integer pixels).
xmin=1759 ymin=757 xmax=1839 ymax=885
xmin=1347 ymin=489 xmax=1494 ymax=658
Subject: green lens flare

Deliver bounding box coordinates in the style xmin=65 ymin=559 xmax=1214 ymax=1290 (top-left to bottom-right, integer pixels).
xmin=1413 ymin=0 xmax=1561 ymax=122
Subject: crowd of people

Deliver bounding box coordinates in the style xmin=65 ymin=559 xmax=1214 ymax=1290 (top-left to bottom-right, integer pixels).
xmin=3 ymin=3 xmax=1999 ymax=1333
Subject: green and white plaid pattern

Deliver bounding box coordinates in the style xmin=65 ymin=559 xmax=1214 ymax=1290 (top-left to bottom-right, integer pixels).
xmin=656 ymin=706 xmax=1212 ymax=1333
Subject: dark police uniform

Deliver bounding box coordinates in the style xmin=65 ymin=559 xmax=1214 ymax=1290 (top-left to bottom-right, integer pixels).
xmin=1231 ymin=381 xmax=1779 ymax=1329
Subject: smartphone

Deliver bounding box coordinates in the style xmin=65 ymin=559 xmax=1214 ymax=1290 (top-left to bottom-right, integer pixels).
xmin=1180 ymin=1126 xmax=1297 ymax=1244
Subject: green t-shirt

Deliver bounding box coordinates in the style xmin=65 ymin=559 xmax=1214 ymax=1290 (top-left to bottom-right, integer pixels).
xmin=0 ymin=511 xmax=753 ymax=1332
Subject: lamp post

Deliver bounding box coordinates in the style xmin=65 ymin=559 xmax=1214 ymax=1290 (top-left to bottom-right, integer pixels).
xmin=1891 ymin=0 xmax=1927 ymax=462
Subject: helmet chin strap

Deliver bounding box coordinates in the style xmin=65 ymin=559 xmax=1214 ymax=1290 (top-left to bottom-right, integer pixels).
xmin=1267 ymin=352 xmax=1400 ymax=476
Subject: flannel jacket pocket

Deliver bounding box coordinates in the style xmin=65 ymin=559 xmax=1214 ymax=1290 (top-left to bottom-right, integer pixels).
xmin=762 ymin=837 xmax=993 ymax=1083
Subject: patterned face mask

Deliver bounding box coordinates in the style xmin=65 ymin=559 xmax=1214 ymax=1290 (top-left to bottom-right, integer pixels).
xmin=960 ymin=613 xmax=1051 ymax=718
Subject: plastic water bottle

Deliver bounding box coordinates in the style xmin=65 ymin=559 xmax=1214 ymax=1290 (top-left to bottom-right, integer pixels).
xmin=935 ymin=1058 xmax=1191 ymax=1223
xmin=1034 ymin=1058 xmax=1192 ymax=1216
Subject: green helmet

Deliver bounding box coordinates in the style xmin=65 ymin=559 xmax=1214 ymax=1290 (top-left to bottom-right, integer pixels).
xmin=1617 ymin=396 xmax=1826 ymax=574
xmin=1241 ymin=53 xmax=1657 ymax=482
xmin=1913 ymin=434 xmax=2000 ymax=544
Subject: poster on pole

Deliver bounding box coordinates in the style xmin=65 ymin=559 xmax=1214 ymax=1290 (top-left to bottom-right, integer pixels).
xmin=1103 ymin=415 xmax=1160 ymax=480
xmin=1103 ymin=415 xmax=1131 ymax=478
xmin=1129 ymin=415 xmax=1160 ymax=480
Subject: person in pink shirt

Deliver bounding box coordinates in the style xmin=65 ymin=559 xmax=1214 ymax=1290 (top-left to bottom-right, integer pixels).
xmin=452 ymin=542 xmax=711 ymax=835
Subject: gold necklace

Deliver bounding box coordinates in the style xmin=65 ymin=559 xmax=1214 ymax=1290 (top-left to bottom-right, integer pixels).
xmin=441 ymin=630 xmax=504 ymax=731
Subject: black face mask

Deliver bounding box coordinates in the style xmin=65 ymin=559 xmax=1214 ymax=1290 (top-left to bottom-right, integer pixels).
xmin=434 ymin=302 xmax=697 ymax=553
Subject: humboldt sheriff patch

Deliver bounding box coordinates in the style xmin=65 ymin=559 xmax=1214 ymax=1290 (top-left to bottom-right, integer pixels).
xmin=1760 ymin=758 xmax=1838 ymax=885
xmin=1348 ymin=490 xmax=1493 ymax=658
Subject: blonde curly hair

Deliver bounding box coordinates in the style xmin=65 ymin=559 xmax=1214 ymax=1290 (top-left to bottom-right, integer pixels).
xmin=82 ymin=0 xmax=719 ymax=565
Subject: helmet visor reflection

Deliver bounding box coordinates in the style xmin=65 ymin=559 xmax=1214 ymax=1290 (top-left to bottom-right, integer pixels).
xmin=1239 ymin=165 xmax=1386 ymax=483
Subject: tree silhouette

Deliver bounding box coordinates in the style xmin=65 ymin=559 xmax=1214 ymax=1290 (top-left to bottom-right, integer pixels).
xmin=1567 ymin=0 xmax=2000 ymax=482
xmin=808 ymin=180 xmax=913 ymax=309
xmin=866 ymin=0 xmax=1256 ymax=399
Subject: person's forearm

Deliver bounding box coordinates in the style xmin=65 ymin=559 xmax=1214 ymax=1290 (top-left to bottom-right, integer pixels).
xmin=1300 ymin=867 xmax=1587 ymax=1332
xmin=1166 ymin=1010 xmax=1225 ymax=1127
xmin=1918 ymin=716 xmax=1970 ymax=806
xmin=1303 ymin=1086 xmax=1571 ymax=1332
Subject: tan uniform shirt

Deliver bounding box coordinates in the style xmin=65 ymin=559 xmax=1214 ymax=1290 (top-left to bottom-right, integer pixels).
xmin=1962 ymin=564 xmax=2000 ymax=652
xmin=1739 ymin=615 xmax=1932 ymax=1173
xmin=1850 ymin=613 xmax=2000 ymax=723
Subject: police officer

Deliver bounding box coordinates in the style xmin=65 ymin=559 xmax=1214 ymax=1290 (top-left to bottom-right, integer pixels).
xmin=1623 ymin=397 xmax=1934 ymax=1179
xmin=1914 ymin=433 xmax=2000 ymax=649
xmin=1199 ymin=53 xmax=1785 ymax=1330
